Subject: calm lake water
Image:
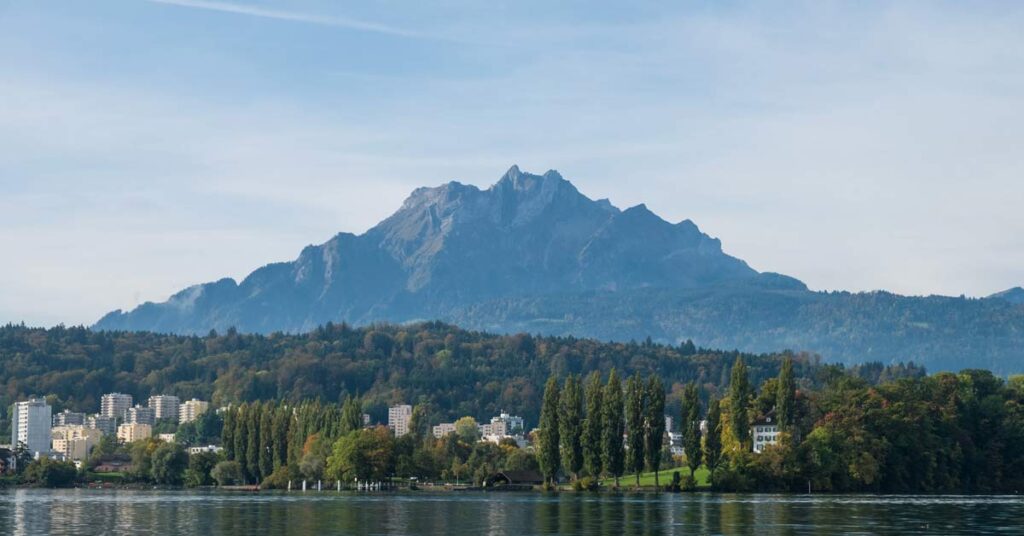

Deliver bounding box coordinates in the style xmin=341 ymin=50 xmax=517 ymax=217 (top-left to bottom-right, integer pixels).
xmin=1 ymin=489 xmax=1022 ymax=535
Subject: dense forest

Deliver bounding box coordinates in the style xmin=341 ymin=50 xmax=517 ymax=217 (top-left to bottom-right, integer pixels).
xmin=450 ymin=287 xmax=1024 ymax=374
xmin=210 ymin=359 xmax=1024 ymax=493
xmin=0 ymin=322 xmax=922 ymax=442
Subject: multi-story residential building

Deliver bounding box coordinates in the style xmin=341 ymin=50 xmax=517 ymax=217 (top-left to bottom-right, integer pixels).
xmin=752 ymin=413 xmax=781 ymax=454
xmin=12 ymin=398 xmax=52 ymax=456
xmin=100 ymin=393 xmax=133 ymax=420
xmin=388 ymin=405 xmax=413 ymax=437
xmin=148 ymin=395 xmax=180 ymax=422
xmin=157 ymin=433 xmax=176 ymax=443
xmin=117 ymin=423 xmax=152 ymax=443
xmin=125 ymin=405 xmax=155 ymax=426
xmin=432 ymin=422 xmax=456 ymax=438
xmin=178 ymin=399 xmax=210 ymax=424
xmin=187 ymin=445 xmax=223 ymax=455
xmin=86 ymin=414 xmax=117 ymax=436
xmin=52 ymin=410 xmax=86 ymax=427
xmin=479 ymin=412 xmax=525 ymax=437
xmin=51 ymin=425 xmax=102 ymax=461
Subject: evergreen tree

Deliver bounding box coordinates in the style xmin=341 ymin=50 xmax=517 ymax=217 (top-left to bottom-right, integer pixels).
xmin=538 ymin=376 xmax=562 ymax=485
xmin=246 ymin=402 xmax=261 ymax=482
xmin=681 ymin=382 xmax=702 ymax=477
xmin=408 ymin=403 xmax=429 ymax=442
xmin=645 ymin=375 xmax=665 ymax=487
xmin=625 ymin=374 xmax=646 ymax=486
xmin=222 ymin=408 xmax=235 ymax=460
xmin=259 ymin=404 xmax=273 ymax=480
xmin=340 ymin=395 xmax=363 ymax=435
xmin=271 ymin=404 xmax=289 ymax=470
xmin=559 ymin=374 xmax=584 ymax=480
xmin=704 ymin=397 xmax=722 ymax=479
xmin=234 ymin=404 xmax=249 ymax=482
xmin=602 ymin=369 xmax=626 ymax=487
xmin=582 ymin=371 xmax=604 ymax=478
xmin=777 ymin=356 xmax=796 ymax=434
xmin=729 ymin=356 xmax=751 ymax=449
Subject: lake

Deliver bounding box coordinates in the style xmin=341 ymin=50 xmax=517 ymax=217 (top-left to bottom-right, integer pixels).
xmin=1 ymin=489 xmax=1021 ymax=535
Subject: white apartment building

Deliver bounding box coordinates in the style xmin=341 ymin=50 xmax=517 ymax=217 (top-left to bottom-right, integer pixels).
xmin=12 ymin=398 xmax=52 ymax=456
xmin=148 ymin=395 xmax=180 ymax=422
xmin=101 ymin=393 xmax=133 ymax=420
xmin=52 ymin=410 xmax=86 ymax=427
xmin=51 ymin=425 xmax=102 ymax=461
xmin=178 ymin=399 xmax=210 ymax=424
xmin=388 ymin=405 xmax=413 ymax=437
xmin=479 ymin=412 xmax=525 ymax=437
xmin=125 ymin=405 xmax=155 ymax=426
xmin=86 ymin=414 xmax=117 ymax=436
xmin=432 ymin=422 xmax=456 ymax=438
xmin=117 ymin=423 xmax=152 ymax=443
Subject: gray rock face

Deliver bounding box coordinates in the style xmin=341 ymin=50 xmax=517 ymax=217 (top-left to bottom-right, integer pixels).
xmin=95 ymin=166 xmax=786 ymax=334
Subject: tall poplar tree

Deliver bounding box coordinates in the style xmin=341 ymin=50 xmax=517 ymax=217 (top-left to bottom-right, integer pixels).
xmin=259 ymin=404 xmax=274 ymax=480
xmin=729 ymin=356 xmax=751 ymax=449
xmin=222 ymin=408 xmax=235 ymax=460
xmin=559 ymin=374 xmax=584 ymax=481
xmin=582 ymin=371 xmax=604 ymax=478
xmin=234 ymin=403 xmax=249 ymax=482
xmin=777 ymin=356 xmax=796 ymax=434
xmin=271 ymin=404 xmax=289 ymax=470
xmin=602 ymin=369 xmax=625 ymax=487
xmin=625 ymin=374 xmax=646 ymax=486
xmin=681 ymin=382 xmax=702 ymax=477
xmin=246 ymin=401 xmax=261 ymax=482
xmin=538 ymin=376 xmax=562 ymax=485
xmin=704 ymin=397 xmax=723 ymax=479
xmin=340 ymin=395 xmax=362 ymax=435
xmin=645 ymin=375 xmax=665 ymax=487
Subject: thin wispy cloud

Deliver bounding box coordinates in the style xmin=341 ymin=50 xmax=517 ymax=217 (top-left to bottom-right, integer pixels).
xmin=145 ymin=0 xmax=430 ymax=40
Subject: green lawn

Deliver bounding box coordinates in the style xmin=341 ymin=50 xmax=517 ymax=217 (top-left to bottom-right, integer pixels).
xmin=600 ymin=466 xmax=711 ymax=488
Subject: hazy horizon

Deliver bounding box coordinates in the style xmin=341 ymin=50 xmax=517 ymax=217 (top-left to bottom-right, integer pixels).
xmin=2 ymin=1 xmax=1023 ymax=326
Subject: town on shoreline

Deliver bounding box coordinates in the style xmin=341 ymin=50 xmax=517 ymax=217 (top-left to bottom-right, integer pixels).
xmin=4 ymin=353 xmax=1023 ymax=495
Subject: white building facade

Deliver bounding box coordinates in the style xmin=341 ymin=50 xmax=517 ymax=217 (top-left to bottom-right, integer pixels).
xmin=178 ymin=399 xmax=210 ymax=424
xmin=12 ymin=398 xmax=52 ymax=456
xmin=388 ymin=405 xmax=413 ymax=437
xmin=101 ymin=393 xmax=133 ymax=420
xmin=752 ymin=416 xmax=781 ymax=453
xmin=148 ymin=395 xmax=180 ymax=422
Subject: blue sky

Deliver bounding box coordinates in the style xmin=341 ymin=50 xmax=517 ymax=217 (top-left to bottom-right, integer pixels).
xmin=2 ymin=0 xmax=1023 ymax=326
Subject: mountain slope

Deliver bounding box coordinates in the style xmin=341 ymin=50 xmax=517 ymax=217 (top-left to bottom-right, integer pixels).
xmin=990 ymin=287 xmax=1024 ymax=305
xmin=94 ymin=166 xmax=1024 ymax=373
xmin=97 ymin=166 xmax=788 ymax=333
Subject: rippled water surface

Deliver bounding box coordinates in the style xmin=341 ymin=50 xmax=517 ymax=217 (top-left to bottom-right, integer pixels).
xmin=1 ymin=489 xmax=1022 ymax=535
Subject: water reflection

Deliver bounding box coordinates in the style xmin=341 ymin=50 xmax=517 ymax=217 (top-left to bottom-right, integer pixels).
xmin=1 ymin=490 xmax=1022 ymax=535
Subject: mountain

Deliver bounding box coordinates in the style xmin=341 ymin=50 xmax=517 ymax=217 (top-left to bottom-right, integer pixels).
xmin=95 ymin=166 xmax=1024 ymax=374
xmin=989 ymin=287 xmax=1024 ymax=305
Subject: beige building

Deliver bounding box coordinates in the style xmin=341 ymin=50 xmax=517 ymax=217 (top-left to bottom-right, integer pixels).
xmin=432 ymin=422 xmax=456 ymax=438
xmin=51 ymin=425 xmax=102 ymax=461
xmin=148 ymin=395 xmax=180 ymax=422
xmin=117 ymin=423 xmax=152 ymax=443
xmin=388 ymin=405 xmax=413 ymax=437
xmin=178 ymin=399 xmax=210 ymax=424
xmin=100 ymin=393 xmax=133 ymax=420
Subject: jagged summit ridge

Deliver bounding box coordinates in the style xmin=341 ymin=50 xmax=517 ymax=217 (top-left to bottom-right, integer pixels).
xmin=95 ymin=166 xmax=783 ymax=334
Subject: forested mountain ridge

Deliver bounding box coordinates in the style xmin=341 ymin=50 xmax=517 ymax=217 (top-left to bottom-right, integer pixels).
xmin=0 ymin=322 xmax=922 ymax=443
xmin=93 ymin=166 xmax=1024 ymax=373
